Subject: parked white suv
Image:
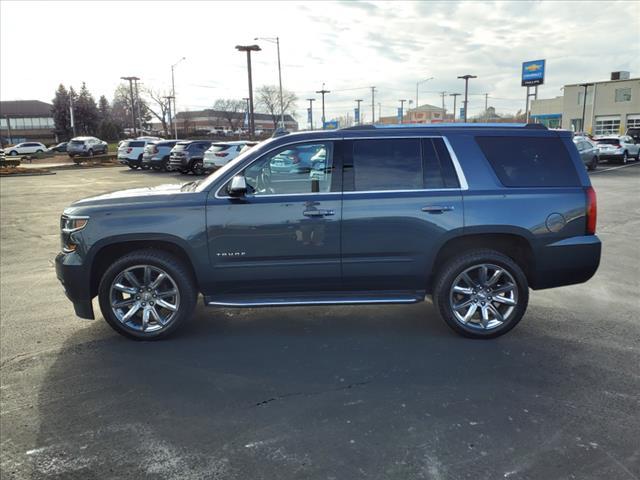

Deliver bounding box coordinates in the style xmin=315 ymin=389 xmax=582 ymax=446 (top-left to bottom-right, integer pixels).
xmin=4 ymin=142 xmax=47 ymax=156
xmin=203 ymin=141 xmax=255 ymax=171
xmin=595 ymin=135 xmax=640 ymax=164
xmin=118 ymin=138 xmax=162 ymax=170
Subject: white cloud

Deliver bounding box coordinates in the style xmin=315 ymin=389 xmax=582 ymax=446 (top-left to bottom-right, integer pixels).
xmin=1 ymin=0 xmax=638 ymax=124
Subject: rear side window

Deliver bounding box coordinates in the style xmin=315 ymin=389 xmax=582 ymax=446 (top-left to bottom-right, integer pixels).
xmin=128 ymin=141 xmax=144 ymax=147
xmin=352 ymin=139 xmax=422 ymax=191
xmin=476 ymin=136 xmax=580 ymax=187
xmin=422 ymin=138 xmax=460 ymax=189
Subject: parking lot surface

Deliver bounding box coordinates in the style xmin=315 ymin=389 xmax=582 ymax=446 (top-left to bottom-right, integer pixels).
xmin=1 ymin=165 xmax=639 ymax=479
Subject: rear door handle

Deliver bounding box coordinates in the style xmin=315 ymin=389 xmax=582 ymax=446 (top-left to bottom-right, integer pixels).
xmin=303 ymin=209 xmax=335 ymax=217
xmin=421 ymin=205 xmax=455 ymax=213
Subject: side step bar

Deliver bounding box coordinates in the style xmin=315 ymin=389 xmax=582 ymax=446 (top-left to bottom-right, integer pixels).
xmin=204 ymin=291 xmax=425 ymax=308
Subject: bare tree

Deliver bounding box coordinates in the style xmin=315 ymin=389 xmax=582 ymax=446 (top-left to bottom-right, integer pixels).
xmin=213 ymin=99 xmax=246 ymax=131
xmin=144 ymin=87 xmax=171 ymax=137
xmin=256 ymin=85 xmax=297 ymax=129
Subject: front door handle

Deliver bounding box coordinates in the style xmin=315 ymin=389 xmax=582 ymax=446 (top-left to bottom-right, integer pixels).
xmin=303 ymin=209 xmax=335 ymax=217
xmin=421 ymin=205 xmax=455 ymax=214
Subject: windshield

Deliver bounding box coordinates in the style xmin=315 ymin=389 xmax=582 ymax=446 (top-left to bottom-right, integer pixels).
xmin=196 ymin=138 xmax=274 ymax=192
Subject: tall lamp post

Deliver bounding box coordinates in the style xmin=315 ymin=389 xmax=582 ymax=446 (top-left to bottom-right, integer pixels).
xmin=415 ymin=77 xmax=434 ymax=110
xmin=449 ymin=93 xmax=461 ymax=122
xmin=171 ymin=57 xmax=186 ymax=139
xmin=121 ymin=76 xmax=140 ymax=136
xmin=316 ymin=83 xmax=330 ymax=128
xmin=579 ymin=83 xmax=593 ymax=133
xmin=255 ymin=37 xmax=284 ymax=129
xmin=236 ymin=45 xmax=261 ymax=139
xmin=457 ymin=74 xmax=477 ymax=123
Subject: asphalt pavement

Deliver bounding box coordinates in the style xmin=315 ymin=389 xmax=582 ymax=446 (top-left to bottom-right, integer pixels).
xmin=1 ymin=164 xmax=639 ymax=479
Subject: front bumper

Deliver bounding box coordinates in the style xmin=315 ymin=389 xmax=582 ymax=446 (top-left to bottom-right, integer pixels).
xmin=531 ymin=235 xmax=601 ymax=290
xmin=55 ymin=252 xmax=95 ymax=319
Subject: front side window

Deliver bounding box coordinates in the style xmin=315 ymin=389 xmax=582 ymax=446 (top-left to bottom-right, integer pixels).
xmin=240 ymin=142 xmax=333 ymax=196
xmin=352 ymin=138 xmax=422 ymax=191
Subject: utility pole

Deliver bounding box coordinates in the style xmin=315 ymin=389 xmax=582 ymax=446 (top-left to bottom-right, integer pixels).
xmin=579 ymin=83 xmax=593 ymax=133
xmin=121 ymin=76 xmax=139 ymax=136
xmin=370 ymin=86 xmax=376 ymax=124
xmin=171 ymin=57 xmax=185 ymax=139
xmin=439 ymin=91 xmax=447 ymax=117
xmin=236 ymin=45 xmax=261 ymax=139
xmin=255 ymin=37 xmax=285 ymax=129
xmin=483 ymin=93 xmax=489 ymax=121
xmin=306 ymin=98 xmax=315 ymax=130
xmin=163 ymin=95 xmax=174 ymax=137
xmin=316 ymin=83 xmax=330 ymax=128
xmin=378 ymin=102 xmax=382 ymax=121
xmin=134 ymin=78 xmax=142 ymax=135
xmin=355 ymin=99 xmax=363 ymax=125
xmin=457 ymin=74 xmax=477 ymax=123
xmin=399 ymin=99 xmax=407 ymax=124
xmin=69 ymin=95 xmax=76 ymax=137
xmin=243 ymin=97 xmax=250 ymax=133
xmin=416 ymin=77 xmax=434 ymax=111
xmin=449 ymin=93 xmax=461 ymax=122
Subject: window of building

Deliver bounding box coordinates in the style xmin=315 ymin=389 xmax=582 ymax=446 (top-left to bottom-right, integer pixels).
xmin=594 ymin=116 xmax=621 ymax=136
xmin=577 ymin=90 xmax=593 ymax=106
xmin=570 ymin=118 xmax=583 ymax=132
xmin=627 ymin=115 xmax=640 ymax=129
xmin=0 ymin=118 xmax=7 ymax=129
xmin=615 ymin=88 xmax=632 ymax=102
xmin=475 ymin=136 xmax=580 ymax=187
xmin=352 ymin=138 xmax=422 ymax=191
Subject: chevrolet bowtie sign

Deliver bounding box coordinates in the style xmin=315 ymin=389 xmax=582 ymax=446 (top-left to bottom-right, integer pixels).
xmin=522 ymin=60 xmax=546 ymax=86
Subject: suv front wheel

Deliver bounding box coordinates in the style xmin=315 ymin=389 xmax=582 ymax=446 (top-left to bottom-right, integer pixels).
xmin=98 ymin=249 xmax=197 ymax=340
xmin=433 ymin=249 xmax=529 ymax=339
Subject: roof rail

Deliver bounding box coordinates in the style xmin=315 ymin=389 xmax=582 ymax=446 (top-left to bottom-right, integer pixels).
xmin=341 ymin=125 xmax=377 ymax=130
xmin=524 ymin=123 xmax=547 ymax=129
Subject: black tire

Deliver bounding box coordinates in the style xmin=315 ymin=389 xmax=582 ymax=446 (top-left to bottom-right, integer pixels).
xmin=98 ymin=249 xmax=197 ymax=340
xmin=36 ymin=149 xmax=43 ymax=153
xmin=9 ymin=150 xmax=17 ymax=156
xmin=588 ymin=156 xmax=598 ymax=171
xmin=433 ymin=249 xmax=529 ymax=339
xmin=128 ymin=164 xmax=139 ymax=170
xmin=191 ymin=160 xmax=205 ymax=175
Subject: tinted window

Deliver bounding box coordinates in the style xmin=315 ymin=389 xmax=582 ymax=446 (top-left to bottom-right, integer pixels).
xmin=424 ymin=138 xmax=460 ymax=189
xmin=596 ymin=139 xmax=619 ymax=145
xmin=352 ymin=139 xmax=422 ymax=191
xmin=70 ymin=140 xmax=85 ymax=145
xmin=241 ymin=143 xmax=333 ymax=196
xmin=476 ymin=136 xmax=580 ymax=187
xmin=128 ymin=141 xmax=144 ymax=147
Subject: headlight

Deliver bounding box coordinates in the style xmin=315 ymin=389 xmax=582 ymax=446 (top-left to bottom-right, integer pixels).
xmin=61 ymin=215 xmax=89 ymax=253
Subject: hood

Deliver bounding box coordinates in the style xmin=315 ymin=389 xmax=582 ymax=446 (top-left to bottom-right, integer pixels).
xmin=69 ymin=183 xmax=189 ymax=208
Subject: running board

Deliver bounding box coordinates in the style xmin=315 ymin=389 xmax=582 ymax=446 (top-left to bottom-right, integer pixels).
xmin=204 ymin=291 xmax=425 ymax=308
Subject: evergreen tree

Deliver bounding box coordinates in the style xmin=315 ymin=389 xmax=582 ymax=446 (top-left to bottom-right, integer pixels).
xmin=97 ymin=95 xmax=122 ymax=141
xmin=74 ymin=82 xmax=99 ymax=135
xmin=51 ymin=84 xmax=72 ymax=138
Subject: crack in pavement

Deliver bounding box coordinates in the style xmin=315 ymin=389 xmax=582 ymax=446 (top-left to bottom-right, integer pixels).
xmin=254 ymin=380 xmax=371 ymax=407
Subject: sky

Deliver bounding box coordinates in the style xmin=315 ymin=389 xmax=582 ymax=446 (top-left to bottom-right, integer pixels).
xmin=1 ymin=0 xmax=639 ymax=125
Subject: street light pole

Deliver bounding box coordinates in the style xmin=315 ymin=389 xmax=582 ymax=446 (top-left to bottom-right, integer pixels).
xmin=316 ymin=83 xmax=330 ymax=128
xmin=449 ymin=93 xmax=461 ymax=122
xmin=236 ymin=45 xmax=261 ymax=139
xmin=306 ymin=98 xmax=315 ymax=130
xmin=370 ymin=86 xmax=376 ymax=124
xmin=457 ymin=74 xmax=477 ymax=123
xmin=415 ymin=77 xmax=434 ymax=110
xmin=399 ymin=99 xmax=406 ymax=124
xmin=255 ymin=37 xmax=285 ymax=129
xmin=171 ymin=57 xmax=185 ymax=139
xmin=121 ymin=76 xmax=140 ymax=136
xmin=579 ymin=83 xmax=593 ymax=133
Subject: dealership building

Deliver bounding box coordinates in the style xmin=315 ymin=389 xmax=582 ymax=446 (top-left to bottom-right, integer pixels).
xmin=0 ymin=100 xmax=56 ymax=144
xmin=530 ymin=72 xmax=640 ymax=135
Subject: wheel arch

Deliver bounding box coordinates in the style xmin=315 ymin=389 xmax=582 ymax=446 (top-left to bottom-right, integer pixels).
xmin=88 ymin=235 xmax=199 ymax=298
xmin=428 ymin=230 xmax=535 ymax=293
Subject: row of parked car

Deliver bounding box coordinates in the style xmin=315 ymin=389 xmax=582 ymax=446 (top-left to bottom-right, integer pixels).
xmin=571 ymin=132 xmax=640 ymax=170
xmin=116 ymin=137 xmax=258 ymax=175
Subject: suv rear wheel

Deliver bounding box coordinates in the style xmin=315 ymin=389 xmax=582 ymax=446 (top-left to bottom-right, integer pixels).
xmin=98 ymin=249 xmax=197 ymax=340
xmin=191 ymin=160 xmax=205 ymax=175
xmin=433 ymin=249 xmax=529 ymax=339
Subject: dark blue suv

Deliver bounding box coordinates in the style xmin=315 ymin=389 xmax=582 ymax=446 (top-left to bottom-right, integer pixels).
xmin=55 ymin=124 xmax=601 ymax=340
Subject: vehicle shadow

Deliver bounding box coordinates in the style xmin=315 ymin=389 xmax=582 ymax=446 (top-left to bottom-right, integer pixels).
xmin=24 ymin=302 xmax=640 ymax=479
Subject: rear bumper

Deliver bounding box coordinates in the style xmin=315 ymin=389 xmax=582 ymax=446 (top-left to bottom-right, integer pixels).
xmin=168 ymin=156 xmax=189 ymax=168
xmin=55 ymin=252 xmax=95 ymax=319
xmin=530 ymin=235 xmax=601 ymax=290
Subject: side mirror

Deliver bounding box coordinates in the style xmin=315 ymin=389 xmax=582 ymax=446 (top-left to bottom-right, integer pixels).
xmin=228 ymin=175 xmax=247 ymax=196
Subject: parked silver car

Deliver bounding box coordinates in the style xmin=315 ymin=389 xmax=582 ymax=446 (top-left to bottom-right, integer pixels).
xmin=67 ymin=136 xmax=108 ymax=160
xmin=142 ymin=140 xmax=178 ymax=171
xmin=595 ymin=135 xmax=640 ymax=164
xmin=573 ymin=136 xmax=599 ymax=171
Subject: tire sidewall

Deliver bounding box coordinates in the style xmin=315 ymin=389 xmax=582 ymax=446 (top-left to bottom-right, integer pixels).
xmin=434 ymin=250 xmax=529 ymax=339
xmin=98 ymin=250 xmax=197 ymax=340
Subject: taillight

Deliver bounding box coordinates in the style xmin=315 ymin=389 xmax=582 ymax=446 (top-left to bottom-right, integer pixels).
xmin=127 ymin=147 xmax=132 ymax=153
xmin=586 ymin=186 xmax=597 ymax=235
xmin=214 ymin=152 xmax=228 ymax=157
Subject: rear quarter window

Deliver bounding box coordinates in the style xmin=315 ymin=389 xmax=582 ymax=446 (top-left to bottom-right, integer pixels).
xmin=128 ymin=141 xmax=145 ymax=147
xmin=475 ymin=136 xmax=580 ymax=187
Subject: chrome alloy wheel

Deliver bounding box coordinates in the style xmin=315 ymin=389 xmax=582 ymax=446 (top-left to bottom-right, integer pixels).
xmin=449 ymin=263 xmax=518 ymax=330
xmin=109 ymin=265 xmax=180 ymax=333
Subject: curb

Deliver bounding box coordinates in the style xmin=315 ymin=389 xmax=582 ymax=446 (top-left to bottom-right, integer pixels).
xmin=0 ymin=172 xmax=57 ymax=178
